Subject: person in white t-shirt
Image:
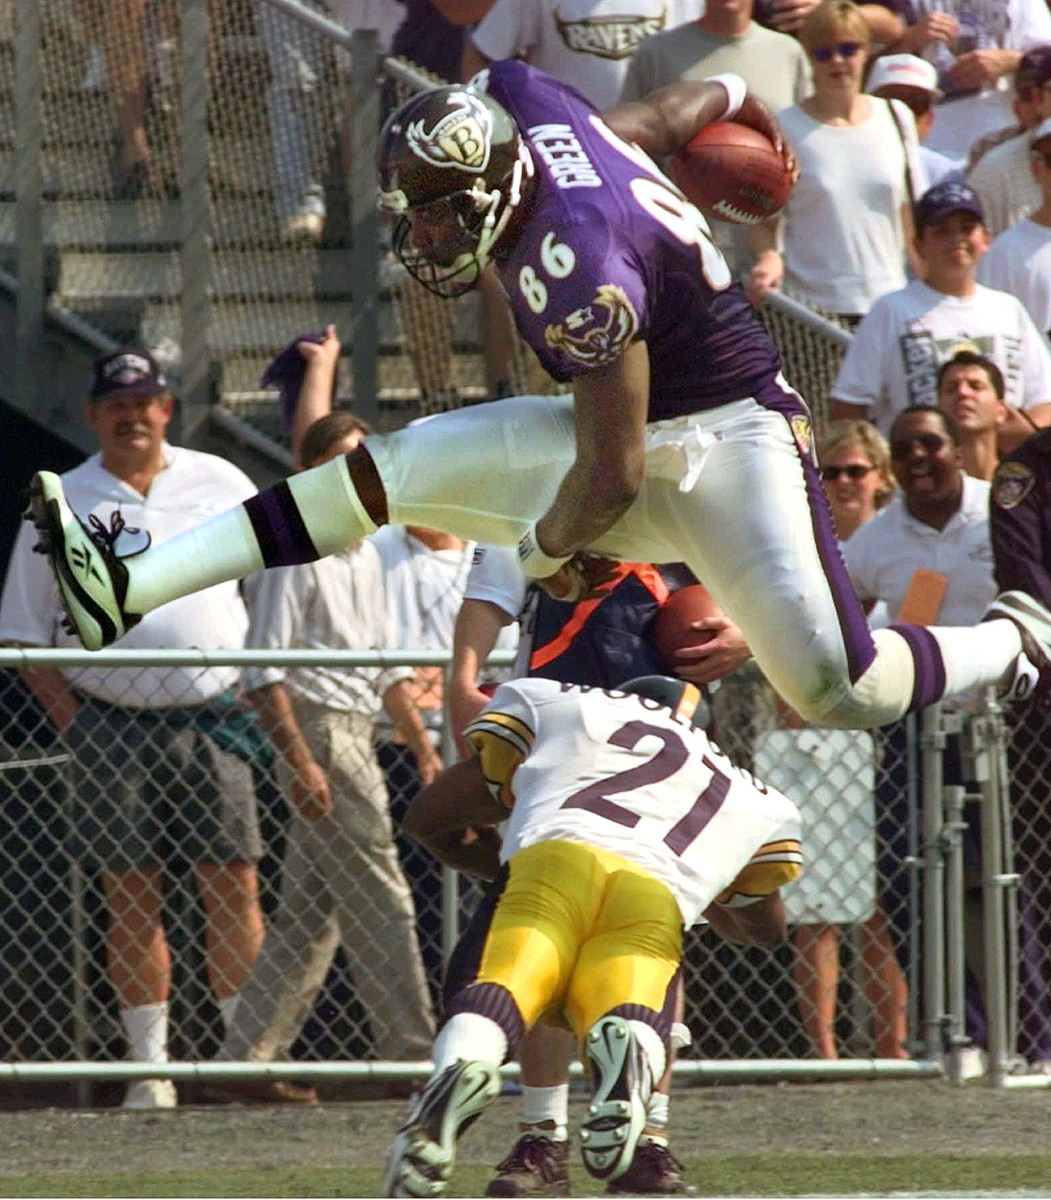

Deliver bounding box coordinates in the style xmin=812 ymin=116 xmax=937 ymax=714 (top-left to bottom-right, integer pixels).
xmin=978 ymin=115 xmax=1051 ymax=336
xmin=386 ymin=676 xmax=802 ymax=1198
xmin=830 ymin=179 xmax=1051 ymax=453
xmin=892 ymin=0 xmax=1051 ymax=165
xmin=0 ymin=348 xmax=266 ymax=1110
xmin=746 ymin=1 xmax=925 ymax=320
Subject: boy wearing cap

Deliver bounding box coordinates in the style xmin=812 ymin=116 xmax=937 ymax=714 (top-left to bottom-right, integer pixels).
xmin=0 ymin=348 xmax=267 ymax=1109
xmin=978 ymin=117 xmax=1051 ymax=337
xmin=831 ymin=180 xmax=1051 ymax=455
xmin=867 ymin=52 xmax=964 ymax=187
xmin=967 ymin=46 xmax=1051 ymax=235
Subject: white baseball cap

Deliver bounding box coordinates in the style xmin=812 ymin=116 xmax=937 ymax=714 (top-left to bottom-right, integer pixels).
xmin=867 ymin=54 xmax=943 ymax=99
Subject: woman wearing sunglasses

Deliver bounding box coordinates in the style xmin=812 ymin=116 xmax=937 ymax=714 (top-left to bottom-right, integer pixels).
xmin=747 ymin=0 xmax=926 ymax=323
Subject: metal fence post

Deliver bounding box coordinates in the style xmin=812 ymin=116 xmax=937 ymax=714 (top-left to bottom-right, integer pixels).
xmin=178 ymin=0 xmax=213 ymax=442
xmin=920 ymin=704 xmax=947 ymax=1067
xmin=14 ymin=0 xmax=44 ymax=417
xmin=349 ymin=29 xmax=380 ymax=427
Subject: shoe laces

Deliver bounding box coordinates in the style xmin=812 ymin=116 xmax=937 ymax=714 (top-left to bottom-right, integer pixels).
xmin=635 ymin=1141 xmax=683 ymax=1173
xmin=495 ymin=1135 xmax=566 ymax=1182
xmin=86 ymin=509 xmax=151 ymax=561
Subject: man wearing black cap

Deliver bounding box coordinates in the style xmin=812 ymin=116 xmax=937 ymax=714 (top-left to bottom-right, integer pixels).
xmin=0 ymin=348 xmax=266 ymax=1109
xmin=967 ymin=45 xmax=1051 ymax=236
xmin=832 ymin=179 xmax=1051 ymax=455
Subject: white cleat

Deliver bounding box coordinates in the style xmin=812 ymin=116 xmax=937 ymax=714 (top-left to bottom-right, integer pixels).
xmin=580 ymin=1016 xmax=651 ymax=1184
xmin=985 ymin=590 xmax=1051 ymax=701
xmin=27 ymin=471 xmax=141 ymax=650
xmin=122 ymin=1078 xmax=177 ymax=1109
xmin=383 ymin=1060 xmax=501 ymax=1198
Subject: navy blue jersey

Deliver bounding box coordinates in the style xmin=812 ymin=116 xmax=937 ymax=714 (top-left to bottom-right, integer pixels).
xmin=481 ymin=61 xmax=782 ymax=421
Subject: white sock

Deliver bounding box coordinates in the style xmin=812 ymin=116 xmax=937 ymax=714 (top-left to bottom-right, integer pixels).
xmin=121 ymin=1001 xmax=169 ymax=1064
xmin=520 ymin=1084 xmax=569 ymax=1141
xmin=646 ymin=1090 xmax=670 ymax=1140
xmin=930 ymin=620 xmax=1022 ymax=695
xmin=217 ymin=993 xmax=241 ymax=1033
xmin=432 ymin=1013 xmax=507 ymax=1076
xmin=125 ymin=456 xmax=373 ymax=615
xmin=629 ymin=1020 xmax=666 ymax=1096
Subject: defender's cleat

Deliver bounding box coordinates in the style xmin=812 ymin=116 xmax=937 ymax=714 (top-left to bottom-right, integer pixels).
xmin=27 ymin=471 xmax=141 ymax=651
xmin=607 ymin=1140 xmax=689 ymax=1195
xmin=985 ymin=590 xmax=1051 ymax=701
xmin=383 ymin=1059 xmax=501 ymax=1198
xmin=485 ymin=1133 xmax=570 ymax=1197
xmin=580 ymin=1017 xmax=651 ymax=1184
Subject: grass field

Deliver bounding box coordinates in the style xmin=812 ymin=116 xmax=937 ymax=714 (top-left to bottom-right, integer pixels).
xmin=4 ymin=1080 xmax=1051 ymax=1198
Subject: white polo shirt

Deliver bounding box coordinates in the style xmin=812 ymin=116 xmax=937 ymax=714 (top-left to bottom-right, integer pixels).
xmin=841 ymin=475 xmax=996 ymax=625
xmin=831 ymin=280 xmax=1051 ymax=434
xmin=0 ymin=445 xmax=256 ymax=707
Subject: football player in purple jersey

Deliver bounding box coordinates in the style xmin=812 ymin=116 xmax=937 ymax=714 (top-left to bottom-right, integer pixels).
xmin=28 ymin=62 xmax=1051 ymax=738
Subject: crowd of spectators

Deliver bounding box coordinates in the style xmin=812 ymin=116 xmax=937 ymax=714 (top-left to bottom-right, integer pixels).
xmin=5 ymin=0 xmax=1051 ymax=1103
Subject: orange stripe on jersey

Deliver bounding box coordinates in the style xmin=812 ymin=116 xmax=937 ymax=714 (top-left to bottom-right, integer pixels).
xmin=528 ymin=562 xmax=672 ymax=671
xmin=675 ymin=682 xmax=702 ymax=724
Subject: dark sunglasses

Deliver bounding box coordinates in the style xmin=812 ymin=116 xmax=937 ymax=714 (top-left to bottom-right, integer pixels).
xmin=890 ymin=432 xmax=948 ymax=459
xmin=820 ymin=464 xmax=875 ymax=481
xmin=813 ymin=41 xmax=862 ymax=63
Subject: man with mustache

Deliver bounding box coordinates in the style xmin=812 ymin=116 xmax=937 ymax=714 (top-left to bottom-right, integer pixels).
xmin=0 ymin=348 xmax=267 ymax=1109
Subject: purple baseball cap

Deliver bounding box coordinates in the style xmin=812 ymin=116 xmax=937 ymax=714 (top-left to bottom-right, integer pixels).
xmin=914 ymin=180 xmax=985 ymax=233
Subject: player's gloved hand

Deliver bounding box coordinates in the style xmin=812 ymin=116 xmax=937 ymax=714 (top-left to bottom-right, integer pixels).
xmin=735 ymin=94 xmax=798 ymax=185
xmin=536 ymin=553 xmax=622 ymax=602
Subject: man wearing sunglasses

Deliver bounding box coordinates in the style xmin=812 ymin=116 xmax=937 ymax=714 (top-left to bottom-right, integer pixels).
xmin=832 ymin=179 xmax=1051 ymax=455
xmin=979 ymin=116 xmax=1051 ymax=339
xmin=867 ymin=53 xmax=964 ymax=186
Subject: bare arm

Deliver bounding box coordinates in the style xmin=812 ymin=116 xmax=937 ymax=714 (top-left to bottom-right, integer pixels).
xmin=603 ymin=83 xmax=795 ymax=177
xmin=830 ymin=398 xmax=870 ymax=423
xmin=290 ymin=325 xmax=341 ymax=470
xmin=21 ymin=663 xmax=79 ymax=738
xmin=449 ymin=596 xmax=512 ymax=754
xmin=382 ymin=678 xmax=444 ymax=784
xmin=744 ymin=218 xmax=784 ymax=307
xmin=246 ymin=681 xmax=332 ymax=820
xmin=998 ymin=404 xmax=1051 ymax=458
xmin=533 ymin=340 xmax=649 ymax=561
xmin=703 ymin=891 xmax=787 ymax=948
xmin=857 ymin=4 xmax=904 ymax=45
xmin=401 ymin=756 xmax=507 ymax=878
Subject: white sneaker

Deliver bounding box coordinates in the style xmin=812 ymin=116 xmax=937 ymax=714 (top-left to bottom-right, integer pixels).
xmin=27 ymin=471 xmax=141 ymax=650
xmin=383 ymin=1059 xmax=500 ymax=1198
xmin=580 ymin=1016 xmax=651 ymax=1184
xmin=958 ymin=1045 xmax=987 ymax=1081
xmin=123 ymin=1078 xmax=177 ymax=1109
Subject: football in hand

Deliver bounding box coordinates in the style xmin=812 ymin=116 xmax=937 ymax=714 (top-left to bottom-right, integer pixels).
xmin=653 ymin=584 xmax=722 ymax=664
xmin=671 ymin=121 xmax=793 ymax=225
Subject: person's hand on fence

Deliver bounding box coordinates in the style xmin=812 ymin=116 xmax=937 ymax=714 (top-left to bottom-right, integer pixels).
xmin=671 ymin=615 xmax=752 ymax=685
xmin=746 ymin=249 xmax=784 ymax=307
xmin=290 ymin=756 xmax=333 ymax=821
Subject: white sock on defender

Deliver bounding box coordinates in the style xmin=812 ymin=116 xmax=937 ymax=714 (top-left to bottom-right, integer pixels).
xmin=521 ymin=1083 xmax=569 ymax=1141
xmin=432 ymin=1014 xmax=507 ymax=1076
xmin=629 ymin=1020 xmax=666 ymax=1093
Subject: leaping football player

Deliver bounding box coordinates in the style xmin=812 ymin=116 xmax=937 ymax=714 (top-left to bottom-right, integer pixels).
xmin=382 ymin=675 xmax=803 ymax=1198
xmin=29 ymin=61 xmax=1051 ymax=728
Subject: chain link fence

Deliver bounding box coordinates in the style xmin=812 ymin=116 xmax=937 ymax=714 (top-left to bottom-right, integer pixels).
xmin=4 ymin=648 xmax=1049 ymax=1096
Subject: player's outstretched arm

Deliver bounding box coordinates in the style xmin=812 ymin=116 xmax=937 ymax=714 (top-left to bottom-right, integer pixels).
xmin=703 ymin=892 xmax=787 ymax=948
xmin=604 ymin=82 xmax=795 ymax=181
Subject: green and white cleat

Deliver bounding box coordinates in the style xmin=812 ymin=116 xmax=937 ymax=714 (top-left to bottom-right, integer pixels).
xmin=580 ymin=1016 xmax=651 ymax=1184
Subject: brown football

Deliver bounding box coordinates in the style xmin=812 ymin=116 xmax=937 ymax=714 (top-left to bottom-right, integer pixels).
xmin=653 ymin=584 xmax=722 ymax=663
xmin=671 ymin=121 xmax=793 ymax=225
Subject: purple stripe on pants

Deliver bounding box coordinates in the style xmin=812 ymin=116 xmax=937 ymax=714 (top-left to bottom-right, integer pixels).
xmin=888 ymin=623 xmax=948 ymax=712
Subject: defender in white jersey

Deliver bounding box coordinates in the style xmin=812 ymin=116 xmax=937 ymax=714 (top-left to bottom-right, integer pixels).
xmin=383 ymin=676 xmax=802 ymax=1198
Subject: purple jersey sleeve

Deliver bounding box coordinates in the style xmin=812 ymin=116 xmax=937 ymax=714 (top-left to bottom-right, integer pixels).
xmin=480 ymin=61 xmax=782 ymax=421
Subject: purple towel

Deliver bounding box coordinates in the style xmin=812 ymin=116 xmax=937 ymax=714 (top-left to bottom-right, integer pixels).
xmin=261 ymin=330 xmax=336 ymax=434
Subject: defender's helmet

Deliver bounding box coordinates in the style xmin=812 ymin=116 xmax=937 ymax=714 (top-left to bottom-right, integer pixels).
xmin=377 ymin=82 xmax=534 ymax=297
xmin=619 ymin=675 xmax=710 ymax=732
